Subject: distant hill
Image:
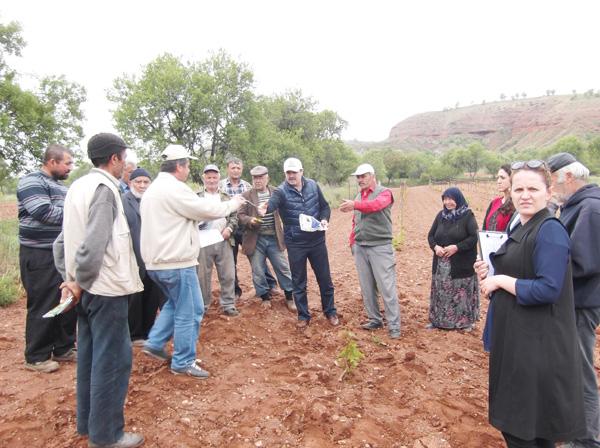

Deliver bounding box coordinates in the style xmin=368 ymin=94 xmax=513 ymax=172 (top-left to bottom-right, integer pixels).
xmin=384 ymin=94 xmax=600 ymax=152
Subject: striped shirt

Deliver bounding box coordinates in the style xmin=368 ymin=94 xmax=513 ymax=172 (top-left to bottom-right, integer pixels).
xmin=257 ymin=191 xmax=275 ymax=235
xmin=17 ymin=170 xmax=67 ymax=249
xmin=219 ymin=178 xmax=252 ymax=197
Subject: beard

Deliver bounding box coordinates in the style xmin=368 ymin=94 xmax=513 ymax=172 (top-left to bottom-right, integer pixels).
xmin=51 ymin=170 xmax=69 ymax=181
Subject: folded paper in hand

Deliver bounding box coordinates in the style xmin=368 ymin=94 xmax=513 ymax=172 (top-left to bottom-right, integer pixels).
xmin=43 ymin=296 xmax=74 ymax=318
xmin=299 ymin=214 xmax=326 ymax=232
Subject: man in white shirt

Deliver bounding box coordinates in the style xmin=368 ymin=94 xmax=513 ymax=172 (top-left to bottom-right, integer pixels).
xmin=197 ymin=164 xmax=239 ymax=316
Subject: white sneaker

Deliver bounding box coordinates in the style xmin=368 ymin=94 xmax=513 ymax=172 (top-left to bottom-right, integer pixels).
xmin=25 ymin=359 xmax=59 ymax=373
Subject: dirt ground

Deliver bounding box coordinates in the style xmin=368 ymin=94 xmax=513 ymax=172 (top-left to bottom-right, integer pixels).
xmin=0 ymin=182 xmax=564 ymax=447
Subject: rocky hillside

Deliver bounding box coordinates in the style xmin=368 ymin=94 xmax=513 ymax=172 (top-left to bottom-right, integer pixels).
xmin=386 ymin=94 xmax=600 ymax=152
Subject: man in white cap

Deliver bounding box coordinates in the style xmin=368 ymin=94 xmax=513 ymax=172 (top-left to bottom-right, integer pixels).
xmin=140 ymin=145 xmax=244 ymax=379
xmin=196 ymin=164 xmax=239 ymax=316
xmin=340 ymin=163 xmax=401 ymax=339
xmin=259 ymin=157 xmax=339 ymax=329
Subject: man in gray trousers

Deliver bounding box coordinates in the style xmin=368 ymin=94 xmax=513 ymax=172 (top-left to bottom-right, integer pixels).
xmin=548 ymin=152 xmax=600 ymax=448
xmin=340 ymin=163 xmax=401 ymax=339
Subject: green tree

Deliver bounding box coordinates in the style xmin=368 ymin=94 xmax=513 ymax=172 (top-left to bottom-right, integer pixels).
xmin=109 ymin=51 xmax=254 ymax=182
xmin=0 ymin=20 xmax=86 ymax=173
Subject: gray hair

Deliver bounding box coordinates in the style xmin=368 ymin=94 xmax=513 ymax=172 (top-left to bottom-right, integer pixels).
xmin=226 ymin=157 xmax=243 ymax=167
xmin=556 ymin=161 xmax=590 ymax=183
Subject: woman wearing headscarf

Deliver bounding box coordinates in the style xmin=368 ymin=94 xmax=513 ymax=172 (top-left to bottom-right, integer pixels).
xmin=476 ymin=160 xmax=585 ymax=447
xmin=483 ymin=164 xmax=515 ymax=232
xmin=427 ymin=187 xmax=479 ymax=330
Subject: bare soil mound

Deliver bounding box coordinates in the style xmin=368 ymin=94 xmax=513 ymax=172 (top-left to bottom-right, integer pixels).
xmin=0 ymin=183 xmax=541 ymax=447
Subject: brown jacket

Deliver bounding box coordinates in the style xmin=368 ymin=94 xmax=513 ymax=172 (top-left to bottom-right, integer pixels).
xmin=238 ymin=186 xmax=286 ymax=256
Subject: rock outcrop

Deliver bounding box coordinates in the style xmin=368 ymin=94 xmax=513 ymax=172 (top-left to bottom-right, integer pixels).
xmin=387 ymin=95 xmax=600 ymax=152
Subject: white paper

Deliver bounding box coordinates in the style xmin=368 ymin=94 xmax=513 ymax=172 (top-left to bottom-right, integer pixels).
xmin=299 ymin=213 xmax=326 ymax=232
xmin=43 ymin=296 xmax=74 ymax=318
xmin=478 ymin=231 xmax=508 ymax=276
xmin=199 ymin=229 xmax=224 ymax=248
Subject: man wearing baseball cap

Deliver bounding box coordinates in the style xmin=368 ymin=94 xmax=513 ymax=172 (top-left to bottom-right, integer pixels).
xmin=196 ymin=164 xmax=240 ymax=317
xmin=259 ymin=157 xmax=339 ymax=329
xmin=340 ymin=163 xmax=401 ymax=339
xmin=56 ymin=132 xmax=144 ymax=447
xmin=140 ymin=145 xmax=244 ymax=379
xmin=547 ymin=152 xmax=600 ymax=447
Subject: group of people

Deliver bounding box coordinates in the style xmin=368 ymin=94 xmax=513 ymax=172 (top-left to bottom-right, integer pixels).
xmin=17 ymin=133 xmax=404 ymax=447
xmin=426 ymin=154 xmax=600 ymax=447
xmin=16 ymin=130 xmax=600 ymax=447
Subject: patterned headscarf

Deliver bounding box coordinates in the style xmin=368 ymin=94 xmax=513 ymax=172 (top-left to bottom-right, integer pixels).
xmin=441 ymin=187 xmax=469 ymax=221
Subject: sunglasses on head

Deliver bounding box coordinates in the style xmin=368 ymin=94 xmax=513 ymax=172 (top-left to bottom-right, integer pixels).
xmin=511 ymin=160 xmax=547 ymax=170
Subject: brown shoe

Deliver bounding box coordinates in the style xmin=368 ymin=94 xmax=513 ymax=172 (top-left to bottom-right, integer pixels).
xmin=296 ymin=320 xmax=310 ymax=330
xmin=327 ymin=315 xmax=340 ymax=327
xmin=286 ymin=299 xmax=297 ymax=312
xmin=53 ymin=348 xmax=77 ymax=362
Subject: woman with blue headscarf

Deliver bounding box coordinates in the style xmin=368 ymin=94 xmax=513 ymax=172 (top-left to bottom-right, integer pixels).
xmin=427 ymin=187 xmax=479 ymax=330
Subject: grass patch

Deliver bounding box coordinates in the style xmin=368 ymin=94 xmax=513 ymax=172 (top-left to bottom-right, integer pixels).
xmin=0 ymin=219 xmax=22 ymax=307
xmin=320 ymin=183 xmax=359 ymax=209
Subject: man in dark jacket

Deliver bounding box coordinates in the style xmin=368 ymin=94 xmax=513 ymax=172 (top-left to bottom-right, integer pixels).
xmin=548 ymin=152 xmax=600 ymax=447
xmin=238 ymin=165 xmax=295 ymax=311
xmin=259 ymin=158 xmax=338 ymax=329
xmin=123 ymin=168 xmax=164 ymax=344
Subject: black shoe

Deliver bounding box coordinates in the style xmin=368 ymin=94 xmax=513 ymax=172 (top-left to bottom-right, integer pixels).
xmin=284 ymin=290 xmax=294 ymax=301
xmin=260 ymin=292 xmax=272 ymax=301
xmin=361 ymin=321 xmax=383 ymax=330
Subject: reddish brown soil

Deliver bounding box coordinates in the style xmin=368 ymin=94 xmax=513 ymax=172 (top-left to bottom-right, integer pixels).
xmin=0 ymin=183 xmax=519 ymax=447
xmin=0 ymin=202 xmax=17 ymax=220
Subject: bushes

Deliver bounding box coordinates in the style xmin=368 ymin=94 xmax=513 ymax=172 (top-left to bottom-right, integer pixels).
xmin=0 ymin=219 xmax=21 ymax=307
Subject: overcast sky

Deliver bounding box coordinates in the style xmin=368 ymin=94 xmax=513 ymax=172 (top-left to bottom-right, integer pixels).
xmin=3 ymin=0 xmax=599 ymax=148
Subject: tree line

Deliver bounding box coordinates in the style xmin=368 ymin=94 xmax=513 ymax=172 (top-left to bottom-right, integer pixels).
xmin=359 ymin=135 xmax=600 ymax=185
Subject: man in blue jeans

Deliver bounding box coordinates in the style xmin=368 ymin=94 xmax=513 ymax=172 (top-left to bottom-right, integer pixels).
xmin=238 ymin=165 xmax=296 ymax=311
xmin=259 ymin=157 xmax=339 ymax=329
xmin=140 ymin=145 xmax=243 ymax=379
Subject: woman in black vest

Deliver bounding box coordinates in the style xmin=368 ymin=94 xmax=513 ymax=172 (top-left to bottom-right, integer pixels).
xmin=478 ymin=161 xmax=585 ymax=447
xmin=427 ymin=187 xmax=479 ymax=330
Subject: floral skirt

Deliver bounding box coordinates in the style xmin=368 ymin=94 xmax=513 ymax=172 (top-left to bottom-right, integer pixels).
xmin=429 ymin=257 xmax=479 ymax=329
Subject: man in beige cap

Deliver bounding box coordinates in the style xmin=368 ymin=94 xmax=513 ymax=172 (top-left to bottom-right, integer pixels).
xmin=238 ymin=165 xmax=296 ymax=310
xmin=196 ymin=164 xmax=239 ymax=316
xmin=140 ymin=145 xmax=243 ymax=379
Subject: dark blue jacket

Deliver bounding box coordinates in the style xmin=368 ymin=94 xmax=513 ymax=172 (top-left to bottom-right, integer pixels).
xmin=123 ymin=191 xmax=145 ymax=278
xmin=559 ymin=183 xmax=600 ymax=308
xmin=267 ymin=177 xmax=331 ymax=247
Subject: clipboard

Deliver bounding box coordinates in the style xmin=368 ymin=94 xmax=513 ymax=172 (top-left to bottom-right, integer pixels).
xmin=478 ymin=231 xmax=508 ymax=277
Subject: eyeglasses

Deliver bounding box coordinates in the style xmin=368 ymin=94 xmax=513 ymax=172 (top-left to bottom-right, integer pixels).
xmin=510 ymin=160 xmax=548 ymax=170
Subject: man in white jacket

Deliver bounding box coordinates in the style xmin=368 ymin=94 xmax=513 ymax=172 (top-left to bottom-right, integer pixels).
xmin=140 ymin=145 xmax=243 ymax=379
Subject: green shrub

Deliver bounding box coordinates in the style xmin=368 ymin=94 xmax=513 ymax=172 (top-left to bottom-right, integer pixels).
xmin=0 ymin=219 xmax=21 ymax=307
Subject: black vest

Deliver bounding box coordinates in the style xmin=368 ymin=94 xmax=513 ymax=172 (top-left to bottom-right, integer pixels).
xmin=488 ymin=208 xmax=585 ymax=441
